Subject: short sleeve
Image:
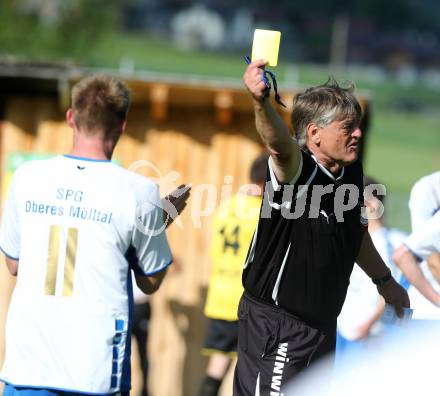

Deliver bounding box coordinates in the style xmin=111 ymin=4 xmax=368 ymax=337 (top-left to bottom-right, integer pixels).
xmin=0 ymin=173 xmax=21 ymax=260
xmin=130 ymin=184 xmax=173 ymax=275
xmin=404 ymin=213 xmax=440 ymax=261
xmin=265 ymin=151 xmax=316 ymax=208
xmin=267 ymin=154 xmax=304 ymax=190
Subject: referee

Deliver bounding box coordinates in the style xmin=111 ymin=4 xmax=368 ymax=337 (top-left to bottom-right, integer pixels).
xmin=233 ymin=60 xmax=410 ymax=395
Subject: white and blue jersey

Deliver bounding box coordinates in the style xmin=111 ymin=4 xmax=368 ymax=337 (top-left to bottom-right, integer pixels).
xmin=408 ymin=171 xmax=440 ymax=232
xmin=0 ymin=155 xmax=172 ymax=395
xmin=405 ymin=211 xmax=440 ymax=261
xmin=407 ymin=172 xmax=440 ymax=320
xmin=404 ymin=212 xmax=440 ymax=320
xmin=337 ymin=226 xmax=407 ymax=341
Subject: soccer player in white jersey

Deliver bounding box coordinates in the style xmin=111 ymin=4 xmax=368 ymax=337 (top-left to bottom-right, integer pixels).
xmin=394 ymin=211 xmax=440 ymax=319
xmin=0 ymin=75 xmax=188 ymax=396
xmin=408 ymin=171 xmax=440 ymax=231
xmin=393 ymin=172 xmax=440 ymax=321
xmin=408 ymin=171 xmax=440 ymax=284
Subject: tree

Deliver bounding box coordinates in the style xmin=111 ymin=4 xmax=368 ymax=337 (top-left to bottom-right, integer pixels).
xmin=0 ymin=0 xmax=127 ymax=63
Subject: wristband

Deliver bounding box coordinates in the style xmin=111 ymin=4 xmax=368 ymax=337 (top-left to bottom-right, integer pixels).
xmin=372 ymin=271 xmax=392 ymax=286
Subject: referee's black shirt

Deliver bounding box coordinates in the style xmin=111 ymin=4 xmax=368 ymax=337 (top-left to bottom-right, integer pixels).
xmin=242 ymin=150 xmax=367 ymax=327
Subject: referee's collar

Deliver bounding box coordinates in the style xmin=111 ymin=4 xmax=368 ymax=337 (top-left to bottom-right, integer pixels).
xmin=311 ymin=154 xmax=345 ymax=181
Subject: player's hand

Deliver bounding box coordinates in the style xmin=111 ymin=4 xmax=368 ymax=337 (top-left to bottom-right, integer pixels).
xmin=243 ymin=59 xmax=269 ymax=101
xmin=352 ymin=322 xmax=372 ymax=341
xmin=162 ymin=184 xmax=191 ymax=228
xmin=377 ymin=277 xmax=410 ymax=318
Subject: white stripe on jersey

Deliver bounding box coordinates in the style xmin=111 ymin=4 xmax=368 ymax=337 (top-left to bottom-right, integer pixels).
xmin=272 ymin=242 xmax=292 ymax=305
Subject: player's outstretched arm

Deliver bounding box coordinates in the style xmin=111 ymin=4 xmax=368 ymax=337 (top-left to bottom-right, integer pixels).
xmin=357 ymin=232 xmax=410 ymax=317
xmin=135 ymin=269 xmax=168 ymax=295
xmin=129 ymin=184 xmax=191 ymax=296
xmin=243 ymin=59 xmax=301 ymax=183
xmin=393 ymin=245 xmax=440 ymax=307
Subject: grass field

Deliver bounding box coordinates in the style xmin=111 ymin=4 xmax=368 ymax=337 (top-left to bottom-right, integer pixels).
xmin=364 ymin=110 xmax=440 ymax=231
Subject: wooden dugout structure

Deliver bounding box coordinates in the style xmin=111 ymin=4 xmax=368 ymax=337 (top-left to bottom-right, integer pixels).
xmin=0 ymin=62 xmax=370 ymax=396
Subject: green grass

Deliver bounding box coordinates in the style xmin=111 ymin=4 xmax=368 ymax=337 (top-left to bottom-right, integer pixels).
xmin=88 ymin=33 xmax=440 ymax=107
xmin=12 ymin=31 xmax=440 ymax=110
xmin=364 ymin=110 xmax=440 ymax=231
xmin=86 ymin=34 xmax=247 ymax=78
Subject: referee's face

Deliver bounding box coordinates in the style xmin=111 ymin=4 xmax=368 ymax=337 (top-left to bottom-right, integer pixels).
xmin=317 ymin=119 xmax=362 ymax=165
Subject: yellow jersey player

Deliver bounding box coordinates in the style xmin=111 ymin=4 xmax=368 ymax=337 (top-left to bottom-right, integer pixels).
xmin=198 ymin=153 xmax=267 ymax=396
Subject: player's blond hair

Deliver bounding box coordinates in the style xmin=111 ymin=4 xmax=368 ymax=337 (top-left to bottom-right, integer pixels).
xmin=71 ymin=75 xmax=130 ymax=136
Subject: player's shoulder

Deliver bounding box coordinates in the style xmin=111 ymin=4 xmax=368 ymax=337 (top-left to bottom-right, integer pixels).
xmin=13 ymin=156 xmax=61 ymax=179
xmin=215 ymin=194 xmax=261 ymax=221
xmin=236 ymin=193 xmax=262 ymax=211
xmin=114 ymin=165 xmax=159 ymax=197
xmin=412 ymin=171 xmax=440 ymax=193
xmin=214 ymin=195 xmax=241 ymax=221
xmin=419 ymin=171 xmax=440 ymax=185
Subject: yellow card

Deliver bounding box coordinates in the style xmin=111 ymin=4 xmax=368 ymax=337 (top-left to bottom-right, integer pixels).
xmin=251 ymin=29 xmax=281 ymax=67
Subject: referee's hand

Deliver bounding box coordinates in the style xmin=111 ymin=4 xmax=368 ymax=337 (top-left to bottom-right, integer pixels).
xmin=377 ymin=277 xmax=410 ymax=317
xmin=243 ymin=59 xmax=269 ymax=102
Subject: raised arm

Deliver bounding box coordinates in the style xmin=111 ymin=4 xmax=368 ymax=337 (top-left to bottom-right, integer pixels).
xmin=357 ymin=231 xmax=410 ymax=316
xmin=243 ymin=60 xmax=301 ymax=183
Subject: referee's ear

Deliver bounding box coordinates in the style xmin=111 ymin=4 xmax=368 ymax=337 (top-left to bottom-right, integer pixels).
xmin=307 ymin=122 xmax=321 ymax=145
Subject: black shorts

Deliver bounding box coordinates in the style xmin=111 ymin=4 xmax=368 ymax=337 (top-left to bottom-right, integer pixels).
xmin=233 ymin=292 xmax=336 ymax=396
xmin=202 ymin=318 xmax=239 ymax=355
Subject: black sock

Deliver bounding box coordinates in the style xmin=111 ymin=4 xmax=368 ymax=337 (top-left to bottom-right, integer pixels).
xmin=198 ymin=375 xmax=222 ymax=396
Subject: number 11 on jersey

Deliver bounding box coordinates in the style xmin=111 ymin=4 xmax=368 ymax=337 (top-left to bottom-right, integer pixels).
xmin=45 ymin=225 xmax=78 ymax=297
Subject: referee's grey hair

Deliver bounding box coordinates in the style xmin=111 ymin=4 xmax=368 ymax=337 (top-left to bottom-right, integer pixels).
xmin=291 ymin=78 xmax=362 ymax=148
